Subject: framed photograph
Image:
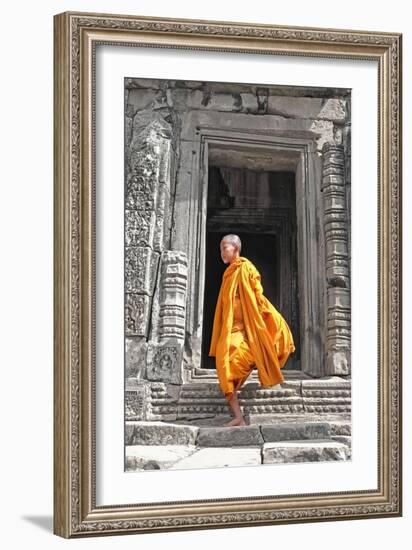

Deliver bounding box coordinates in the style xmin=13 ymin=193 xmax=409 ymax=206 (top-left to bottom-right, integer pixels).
xmin=53 ymin=11 xmax=402 ymax=538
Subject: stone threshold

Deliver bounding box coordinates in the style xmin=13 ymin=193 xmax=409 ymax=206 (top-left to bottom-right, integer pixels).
xmin=167 ymin=412 xmax=351 ymax=430
xmin=126 ymin=437 xmax=351 ymax=472
xmin=190 ymin=368 xmax=315 ymax=380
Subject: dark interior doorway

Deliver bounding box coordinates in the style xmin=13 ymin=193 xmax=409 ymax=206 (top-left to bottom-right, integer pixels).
xmin=202 ymin=165 xmax=301 ymax=370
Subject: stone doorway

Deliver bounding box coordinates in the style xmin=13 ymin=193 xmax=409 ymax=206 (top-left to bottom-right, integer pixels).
xmin=195 ymin=133 xmax=326 ymax=379
xmin=202 ymin=166 xmax=301 ymax=370
xmin=124 ymin=81 xmax=352 ymax=465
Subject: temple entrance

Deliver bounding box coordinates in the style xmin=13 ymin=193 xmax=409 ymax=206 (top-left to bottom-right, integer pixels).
xmin=123 ymin=79 xmax=351 ymax=433
xmin=201 ymin=165 xmax=301 ymax=370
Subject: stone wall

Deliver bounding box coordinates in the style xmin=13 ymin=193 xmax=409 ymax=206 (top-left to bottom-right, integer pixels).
xmin=124 ymin=78 xmax=351 ymax=411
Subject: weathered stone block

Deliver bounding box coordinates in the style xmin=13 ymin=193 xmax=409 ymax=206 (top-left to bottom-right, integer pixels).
xmin=125 ymin=337 xmax=147 ymax=376
xmin=125 ymin=78 xmax=164 ymax=89
xmin=125 ymin=444 xmax=197 ymax=471
xmin=309 ymin=120 xmax=335 ymax=150
xmin=125 ymin=295 xmax=150 ymax=337
xmin=260 ymin=422 xmax=331 ymax=442
xmin=203 ymin=92 xmax=242 ymax=112
xmin=267 ymin=96 xmax=324 ymax=118
xmin=331 ymin=435 xmax=352 ymax=458
xmin=240 ymin=92 xmax=259 ymax=113
xmin=127 ymin=88 xmax=163 ymax=113
xmin=329 ymin=421 xmax=351 ymax=436
xmin=125 ymin=210 xmax=156 ymax=247
xmin=125 ymin=116 xmax=133 ymax=147
xmin=318 ymin=99 xmax=347 ymax=122
xmin=125 ymin=246 xmax=160 ymax=295
xmin=146 ymin=341 xmax=184 ymax=384
xmin=125 ymin=383 xmax=149 ymax=421
xmin=328 ymin=287 xmax=350 ymax=309
xmin=326 ymin=349 xmax=351 ymax=376
xmin=166 ymin=88 xmax=204 ymax=111
xmin=197 ymin=425 xmax=264 ymax=447
xmin=125 ymin=420 xmax=198 ymax=446
xmin=146 ymin=382 xmax=180 ymax=421
xmin=263 ymin=440 xmax=349 ymax=463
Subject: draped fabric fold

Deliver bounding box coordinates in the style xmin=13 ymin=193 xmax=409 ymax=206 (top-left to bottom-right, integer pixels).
xmin=208 ymin=256 xmax=295 ymax=397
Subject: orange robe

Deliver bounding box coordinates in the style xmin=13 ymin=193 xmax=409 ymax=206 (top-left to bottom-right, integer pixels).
xmin=208 ymin=256 xmax=295 ymax=400
xmin=225 ymin=288 xmax=256 ymax=400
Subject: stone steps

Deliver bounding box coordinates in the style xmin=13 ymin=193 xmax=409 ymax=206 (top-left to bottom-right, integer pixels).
xmin=126 ymin=377 xmax=351 ymax=421
xmin=191 ymin=368 xmax=312 ymax=380
xmin=125 ymin=418 xmax=350 ymax=446
xmin=126 ymin=413 xmax=350 ymax=437
xmin=126 ymin=420 xmax=198 ymax=446
xmin=125 ymin=418 xmax=351 ymax=471
xmin=262 ymin=439 xmax=349 ymax=464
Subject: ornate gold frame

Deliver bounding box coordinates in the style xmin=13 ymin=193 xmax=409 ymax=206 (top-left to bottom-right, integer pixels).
xmin=53 ymin=11 xmax=402 ymax=538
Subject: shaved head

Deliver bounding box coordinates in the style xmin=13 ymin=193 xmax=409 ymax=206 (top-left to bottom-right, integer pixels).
xmin=220 ymin=234 xmax=242 ymax=265
xmin=221 ymin=234 xmax=241 ymax=253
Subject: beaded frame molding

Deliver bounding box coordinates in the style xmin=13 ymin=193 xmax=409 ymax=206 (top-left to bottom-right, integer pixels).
xmin=53 ymin=11 xmax=402 ymax=538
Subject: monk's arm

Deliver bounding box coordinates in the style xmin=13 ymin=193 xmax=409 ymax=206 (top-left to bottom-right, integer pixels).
xmin=208 ymin=287 xmax=223 ymax=356
xmin=248 ymin=267 xmax=267 ymax=312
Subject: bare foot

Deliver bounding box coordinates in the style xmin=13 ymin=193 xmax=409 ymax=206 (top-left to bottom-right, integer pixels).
xmin=224 ymin=417 xmax=247 ymax=427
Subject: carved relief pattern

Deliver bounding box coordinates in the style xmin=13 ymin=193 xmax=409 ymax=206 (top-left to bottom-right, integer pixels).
xmin=125 ymin=294 xmax=150 ymax=336
xmin=321 ymin=143 xmax=351 ymax=375
xmin=76 ymin=16 xmax=398 ymax=46
xmin=125 ymin=210 xmax=156 ymax=247
xmin=152 ymin=347 xmax=177 ymax=378
xmin=125 ymin=188 xmax=155 ymax=211
xmin=125 ymin=163 xmax=157 ymax=210
xmin=124 ymin=111 xmax=175 ymax=391
xmin=125 ymin=338 xmax=147 ymax=378
xmin=321 ymin=144 xmax=349 ymax=287
xmin=69 ymin=19 xmax=82 ymax=533
xmin=125 ymin=387 xmax=146 ymax=421
xmin=146 ymin=343 xmax=184 ymax=385
xmin=125 ymin=246 xmax=159 ymax=295
xmin=152 ymin=382 xmax=352 ymax=418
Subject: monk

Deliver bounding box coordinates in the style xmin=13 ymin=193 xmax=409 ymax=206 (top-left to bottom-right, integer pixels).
xmin=208 ymin=234 xmax=295 ymax=427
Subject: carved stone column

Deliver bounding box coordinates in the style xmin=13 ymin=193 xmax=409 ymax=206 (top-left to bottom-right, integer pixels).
xmin=146 ymin=251 xmax=188 ymax=385
xmin=321 ymin=142 xmax=351 ymax=375
xmin=158 ymin=251 xmax=188 ymax=342
xmin=125 ymin=109 xmax=174 ymax=378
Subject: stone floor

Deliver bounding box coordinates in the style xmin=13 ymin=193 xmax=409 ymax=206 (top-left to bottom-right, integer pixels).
xmin=125 ymin=413 xmax=352 ymax=472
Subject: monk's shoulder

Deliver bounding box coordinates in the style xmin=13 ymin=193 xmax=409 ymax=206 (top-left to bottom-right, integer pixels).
xmin=242 ymin=257 xmax=259 ymax=277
